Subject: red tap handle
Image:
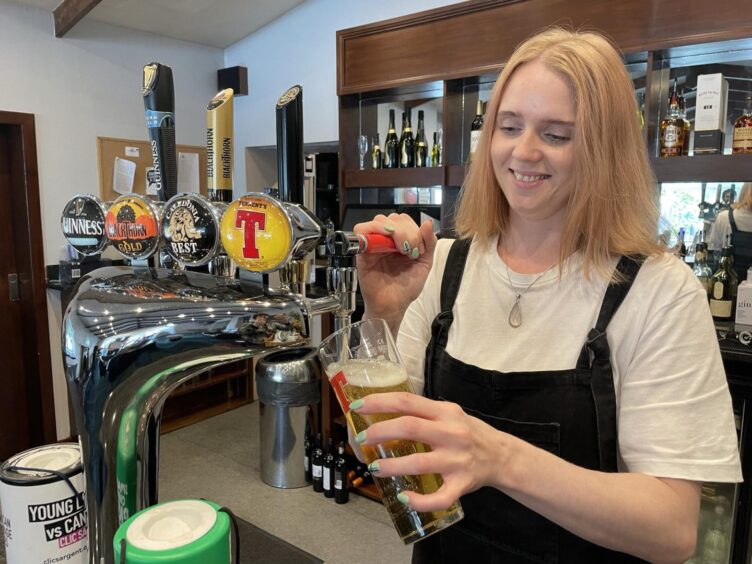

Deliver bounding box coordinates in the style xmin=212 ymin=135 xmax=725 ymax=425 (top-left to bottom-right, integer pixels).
xmin=362 ymin=233 xmax=398 ymax=254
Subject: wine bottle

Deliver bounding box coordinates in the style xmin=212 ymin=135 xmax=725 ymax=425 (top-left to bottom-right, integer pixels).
xmin=470 ymin=98 xmax=484 ymax=159
xmin=709 ymin=244 xmax=738 ymax=321
xmin=399 ymin=110 xmax=415 ymax=168
xmin=311 ymin=432 xmax=324 ymax=492
xmin=304 ymin=419 xmax=312 ymax=484
xmin=415 ymin=110 xmax=428 ymax=167
xmin=383 ymin=110 xmax=399 ymax=169
xmin=334 ymin=442 xmax=349 ymax=504
xmin=371 ymin=133 xmax=381 ymax=169
xmin=430 ymin=131 xmax=442 ymax=167
xmin=323 ymin=437 xmax=335 ymax=498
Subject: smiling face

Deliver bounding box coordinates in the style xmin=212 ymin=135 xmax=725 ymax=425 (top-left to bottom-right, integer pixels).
xmin=491 ymin=60 xmax=577 ymax=229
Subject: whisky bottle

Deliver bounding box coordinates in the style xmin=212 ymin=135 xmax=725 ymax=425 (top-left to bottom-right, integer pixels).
xmin=383 ymin=110 xmax=399 ymax=169
xmin=693 ymin=242 xmax=713 ymax=297
xmin=678 ymin=86 xmax=691 ymax=156
xmin=709 ymin=245 xmax=738 ymax=321
xmin=414 ymin=110 xmax=428 ymax=167
xmin=371 ymin=133 xmax=381 ymax=169
xmin=659 ymin=82 xmax=685 ymax=158
xmin=732 ymin=94 xmax=752 ymax=154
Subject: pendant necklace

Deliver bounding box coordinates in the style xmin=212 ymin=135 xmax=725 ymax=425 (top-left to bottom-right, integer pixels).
xmin=503 ymin=259 xmax=556 ymax=328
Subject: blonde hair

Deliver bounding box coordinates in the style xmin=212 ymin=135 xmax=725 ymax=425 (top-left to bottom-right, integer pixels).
xmin=733 ymin=183 xmax=752 ymax=211
xmin=454 ymin=27 xmax=663 ymax=279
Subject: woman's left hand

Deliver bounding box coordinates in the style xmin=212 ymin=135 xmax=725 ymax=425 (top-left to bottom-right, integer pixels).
xmin=352 ymin=392 xmax=511 ymax=512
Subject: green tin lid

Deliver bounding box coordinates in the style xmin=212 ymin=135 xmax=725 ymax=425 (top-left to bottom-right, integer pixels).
xmin=114 ymin=499 xmax=231 ymax=564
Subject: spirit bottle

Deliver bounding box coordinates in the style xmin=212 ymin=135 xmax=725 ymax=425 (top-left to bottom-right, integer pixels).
xmin=659 ymin=82 xmax=685 ymax=158
xmin=732 ymin=94 xmax=752 ymax=154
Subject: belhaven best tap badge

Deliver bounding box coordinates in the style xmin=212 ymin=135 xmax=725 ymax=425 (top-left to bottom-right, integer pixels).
xmin=105 ymin=195 xmax=160 ymax=260
xmin=220 ymin=193 xmax=293 ymax=273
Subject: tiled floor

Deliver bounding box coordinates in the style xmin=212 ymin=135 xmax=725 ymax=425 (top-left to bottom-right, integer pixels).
xmin=0 ymin=403 xmax=412 ymax=564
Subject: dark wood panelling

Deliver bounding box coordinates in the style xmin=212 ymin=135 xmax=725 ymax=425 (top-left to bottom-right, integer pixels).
xmin=0 ymin=111 xmax=55 ymax=455
xmin=344 ymin=167 xmax=444 ymax=188
xmin=651 ymin=154 xmax=752 ymax=182
xmin=337 ymin=0 xmax=752 ymax=94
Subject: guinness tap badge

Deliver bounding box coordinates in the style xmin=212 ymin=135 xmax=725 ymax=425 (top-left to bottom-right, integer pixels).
xmin=61 ymin=194 xmax=108 ymax=255
xmin=220 ymin=193 xmax=293 ymax=273
xmin=161 ymin=194 xmax=220 ymax=266
xmin=105 ymin=194 xmax=160 ymax=260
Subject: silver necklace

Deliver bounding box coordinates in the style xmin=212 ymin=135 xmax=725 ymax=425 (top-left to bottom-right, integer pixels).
xmin=503 ymin=260 xmax=555 ymax=328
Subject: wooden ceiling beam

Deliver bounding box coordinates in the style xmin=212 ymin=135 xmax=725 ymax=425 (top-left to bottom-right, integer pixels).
xmin=54 ymin=0 xmax=103 ymax=38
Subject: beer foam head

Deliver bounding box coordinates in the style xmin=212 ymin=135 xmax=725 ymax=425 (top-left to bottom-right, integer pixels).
xmin=330 ymin=359 xmax=407 ymax=388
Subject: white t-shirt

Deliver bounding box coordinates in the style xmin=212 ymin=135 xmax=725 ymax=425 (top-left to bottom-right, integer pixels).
xmin=708 ymin=208 xmax=752 ymax=251
xmin=397 ymin=237 xmax=742 ymax=483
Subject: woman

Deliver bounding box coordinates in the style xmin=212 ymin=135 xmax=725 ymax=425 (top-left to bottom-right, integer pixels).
xmin=709 ymin=182 xmax=752 ymax=281
xmin=352 ymin=28 xmax=741 ymax=563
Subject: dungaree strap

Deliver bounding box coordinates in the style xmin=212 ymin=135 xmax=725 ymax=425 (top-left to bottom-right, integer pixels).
xmin=581 ymin=255 xmax=644 ymax=471
xmin=729 ymin=208 xmax=739 ymax=233
xmin=440 ymin=238 xmax=473 ymax=312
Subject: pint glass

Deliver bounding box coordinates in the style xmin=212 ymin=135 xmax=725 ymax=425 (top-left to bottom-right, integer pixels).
xmin=318 ymin=318 xmax=463 ymax=544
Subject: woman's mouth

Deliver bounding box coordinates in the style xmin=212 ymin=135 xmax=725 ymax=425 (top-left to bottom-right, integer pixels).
xmin=510 ymin=169 xmax=551 ymax=184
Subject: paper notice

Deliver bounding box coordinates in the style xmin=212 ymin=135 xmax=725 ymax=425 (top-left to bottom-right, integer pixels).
xmin=177 ymin=152 xmax=200 ymax=194
xmin=113 ymin=157 xmax=136 ymax=195
xmin=125 ymin=146 xmax=140 ymax=157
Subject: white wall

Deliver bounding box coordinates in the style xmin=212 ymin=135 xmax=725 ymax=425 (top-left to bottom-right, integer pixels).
xmin=0 ymin=1 xmax=224 ymax=438
xmin=224 ymin=0 xmax=461 ymax=193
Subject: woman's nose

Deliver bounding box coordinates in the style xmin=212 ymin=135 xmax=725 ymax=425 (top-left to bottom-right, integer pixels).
xmin=512 ymin=130 xmax=542 ymax=161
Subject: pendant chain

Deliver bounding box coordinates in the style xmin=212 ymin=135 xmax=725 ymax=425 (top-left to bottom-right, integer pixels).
xmin=503 ymin=259 xmax=555 ymax=328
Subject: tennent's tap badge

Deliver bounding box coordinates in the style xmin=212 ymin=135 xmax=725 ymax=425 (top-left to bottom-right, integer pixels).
xmin=220 ymin=193 xmax=293 ymax=272
xmin=105 ymin=194 xmax=160 ymax=259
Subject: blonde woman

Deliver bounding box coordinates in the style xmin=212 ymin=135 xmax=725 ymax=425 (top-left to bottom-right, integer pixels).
xmin=353 ymin=27 xmax=741 ymax=563
xmin=709 ymin=182 xmax=752 ymax=280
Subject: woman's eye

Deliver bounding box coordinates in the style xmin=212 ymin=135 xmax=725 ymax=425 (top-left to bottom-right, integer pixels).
xmin=499 ymin=126 xmax=520 ymax=134
xmin=545 ymin=133 xmax=570 ymax=143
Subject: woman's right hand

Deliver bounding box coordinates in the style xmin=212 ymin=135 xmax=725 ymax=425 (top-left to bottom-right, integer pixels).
xmin=353 ymin=214 xmax=437 ymax=330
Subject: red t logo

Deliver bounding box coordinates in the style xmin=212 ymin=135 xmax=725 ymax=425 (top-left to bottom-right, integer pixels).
xmin=235 ymin=210 xmax=266 ymax=259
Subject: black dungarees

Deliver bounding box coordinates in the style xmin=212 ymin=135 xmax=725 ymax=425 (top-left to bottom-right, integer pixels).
xmin=729 ymin=209 xmax=752 ymax=281
xmin=412 ymin=239 xmax=648 ymax=564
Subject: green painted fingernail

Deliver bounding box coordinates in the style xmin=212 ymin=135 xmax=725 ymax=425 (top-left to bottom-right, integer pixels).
xmin=349 ymin=398 xmax=364 ymax=410
xmin=402 ymin=241 xmax=410 ymax=254
xmin=397 ymin=492 xmax=410 ymax=505
xmin=383 ymin=224 xmax=395 ymax=232
xmin=410 ymin=247 xmax=419 ymax=259
xmin=355 ymin=430 xmax=367 ymax=444
xmin=368 ymin=461 xmax=380 ymax=474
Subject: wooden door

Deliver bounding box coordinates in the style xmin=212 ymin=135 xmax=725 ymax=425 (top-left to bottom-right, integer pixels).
xmin=0 ymin=112 xmax=55 ymax=461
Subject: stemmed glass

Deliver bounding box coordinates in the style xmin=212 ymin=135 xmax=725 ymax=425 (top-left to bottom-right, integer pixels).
xmin=358 ymin=135 xmax=369 ymax=170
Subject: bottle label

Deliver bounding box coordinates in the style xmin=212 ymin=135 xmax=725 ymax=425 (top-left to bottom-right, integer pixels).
xmin=313 ymin=465 xmax=322 ymax=478
xmin=663 ymin=125 xmax=680 ymax=146
xmin=713 ymin=281 xmax=725 ymax=300
xmin=71 ymin=268 xmax=81 ymax=279
xmin=709 ymin=298 xmax=732 ymax=318
xmin=304 ymin=455 xmax=309 ymax=471
xmin=335 ymin=479 xmax=343 ymax=490
xmin=470 ymin=131 xmax=481 ymax=154
xmin=323 ymin=468 xmax=331 ymax=489
xmin=732 ymin=127 xmax=752 ymax=151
